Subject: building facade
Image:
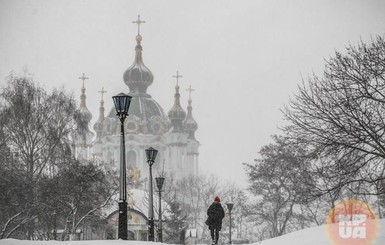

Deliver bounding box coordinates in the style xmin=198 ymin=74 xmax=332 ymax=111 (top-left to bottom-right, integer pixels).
xmin=74 ymin=24 xmax=200 ymax=181
xmin=71 ymin=20 xmax=200 ymax=241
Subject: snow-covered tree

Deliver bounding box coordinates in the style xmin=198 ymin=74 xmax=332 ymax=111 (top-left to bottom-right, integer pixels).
xmin=0 ymin=74 xmax=115 ymax=240
xmin=245 ymin=135 xmax=309 ymax=238
xmin=284 ymin=36 xmax=385 ymax=196
xmin=163 ymin=194 xmax=188 ymax=244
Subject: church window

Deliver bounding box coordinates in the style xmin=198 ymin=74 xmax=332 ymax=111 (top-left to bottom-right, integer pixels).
xmin=127 ymin=150 xmax=137 ymax=168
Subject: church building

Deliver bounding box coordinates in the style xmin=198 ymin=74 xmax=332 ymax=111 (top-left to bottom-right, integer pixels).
xmin=71 ymin=16 xmax=200 ymax=241
xmin=73 ymin=16 xmax=200 ymax=180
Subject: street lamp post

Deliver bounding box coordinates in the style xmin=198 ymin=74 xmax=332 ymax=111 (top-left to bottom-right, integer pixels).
xmin=53 ymin=210 xmax=57 ymax=240
xmin=155 ymin=176 xmax=165 ymax=242
xmin=113 ymin=93 xmax=133 ymax=240
xmin=145 ymin=147 xmax=158 ymax=241
xmin=226 ymin=203 xmax=234 ymax=245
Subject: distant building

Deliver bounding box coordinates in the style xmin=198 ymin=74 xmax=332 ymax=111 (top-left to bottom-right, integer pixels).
xmin=71 ymin=17 xmax=200 ymax=241
xmin=73 ymin=19 xmax=199 ymax=180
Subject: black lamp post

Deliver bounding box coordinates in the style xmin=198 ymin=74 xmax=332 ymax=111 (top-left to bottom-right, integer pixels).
xmin=112 ymin=93 xmax=132 ymax=240
xmin=155 ymin=176 xmax=165 ymax=242
xmin=145 ymin=147 xmax=158 ymax=241
xmin=53 ymin=210 xmax=57 ymax=240
xmin=226 ymin=203 xmax=234 ymax=245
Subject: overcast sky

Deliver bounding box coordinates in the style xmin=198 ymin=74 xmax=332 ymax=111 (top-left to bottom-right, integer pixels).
xmin=1 ymin=0 xmax=385 ymax=188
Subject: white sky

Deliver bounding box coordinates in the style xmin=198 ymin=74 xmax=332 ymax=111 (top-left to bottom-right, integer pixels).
xmin=0 ymin=0 xmax=384 ymax=188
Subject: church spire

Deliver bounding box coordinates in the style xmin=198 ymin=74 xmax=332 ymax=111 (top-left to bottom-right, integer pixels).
xmin=74 ymin=73 xmax=94 ymax=160
xmin=97 ymin=87 xmax=107 ymax=122
xmin=78 ymin=73 xmax=92 ymax=123
xmin=93 ymin=87 xmax=107 ymax=139
xmin=168 ymin=71 xmax=186 ymax=132
xmin=183 ymin=85 xmax=198 ymax=139
xmin=123 ymin=15 xmax=154 ymax=94
xmin=132 ymin=15 xmax=145 ymax=63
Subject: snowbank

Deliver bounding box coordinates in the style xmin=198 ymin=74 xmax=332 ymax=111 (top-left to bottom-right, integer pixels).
xmin=0 ymin=240 xmax=160 ymax=245
xmin=254 ymin=219 xmax=385 ymax=245
xmin=1 ymin=219 xmax=384 ymax=245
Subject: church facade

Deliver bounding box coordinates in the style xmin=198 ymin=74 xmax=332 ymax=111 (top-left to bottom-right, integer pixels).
xmin=73 ymin=20 xmax=200 ymax=181
xmin=71 ymin=17 xmax=200 ymax=241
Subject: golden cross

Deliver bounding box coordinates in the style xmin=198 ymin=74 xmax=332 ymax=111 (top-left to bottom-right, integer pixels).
xmin=186 ymin=85 xmax=195 ymax=100
xmin=132 ymin=15 xmax=146 ymax=35
xmin=98 ymin=87 xmax=107 ymax=101
xmin=172 ymin=70 xmax=183 ymax=86
xmin=78 ymin=73 xmax=89 ymax=88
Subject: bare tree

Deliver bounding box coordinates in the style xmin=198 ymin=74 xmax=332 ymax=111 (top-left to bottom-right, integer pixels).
xmin=284 ymin=36 xmax=385 ymax=195
xmin=244 ymin=135 xmax=309 ymax=238
xmin=220 ymin=184 xmax=251 ymax=243
xmin=37 ymin=159 xmax=117 ymax=241
xmin=0 ymin=74 xmax=82 ymax=239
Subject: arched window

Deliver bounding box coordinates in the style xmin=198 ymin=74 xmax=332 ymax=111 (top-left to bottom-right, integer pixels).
xmin=127 ymin=150 xmax=137 ymax=168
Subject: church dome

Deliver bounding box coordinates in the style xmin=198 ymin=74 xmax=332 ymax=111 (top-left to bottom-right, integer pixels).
xmin=108 ymin=29 xmax=169 ymax=135
xmin=183 ymin=96 xmax=198 ymax=140
xmin=168 ymin=84 xmax=186 ymax=132
xmin=123 ymin=35 xmax=154 ymax=94
xmin=79 ymin=88 xmax=92 ymax=123
xmin=108 ymin=93 xmax=169 ymax=135
xmin=80 ymin=107 xmax=92 ymax=123
xmin=93 ymin=95 xmax=105 ymax=138
xmin=74 ymin=81 xmax=94 ymax=149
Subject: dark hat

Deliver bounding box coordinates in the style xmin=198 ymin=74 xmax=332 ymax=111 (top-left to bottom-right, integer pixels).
xmin=214 ymin=196 xmax=220 ymax=202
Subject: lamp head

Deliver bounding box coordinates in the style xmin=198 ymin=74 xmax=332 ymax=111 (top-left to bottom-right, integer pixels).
xmin=145 ymin=147 xmax=158 ymax=166
xmin=226 ymin=202 xmax=234 ymax=212
xmin=112 ymin=93 xmax=132 ymax=120
xmin=155 ymin=176 xmax=165 ymax=191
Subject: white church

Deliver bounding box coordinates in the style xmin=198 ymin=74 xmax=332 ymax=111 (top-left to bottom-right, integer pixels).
xmin=70 ymin=16 xmax=200 ymax=241
xmin=73 ymin=16 xmax=199 ymax=180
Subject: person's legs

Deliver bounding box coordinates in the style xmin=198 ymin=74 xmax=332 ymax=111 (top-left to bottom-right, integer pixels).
xmin=210 ymin=229 xmax=215 ymax=244
xmin=215 ymin=229 xmax=219 ymax=244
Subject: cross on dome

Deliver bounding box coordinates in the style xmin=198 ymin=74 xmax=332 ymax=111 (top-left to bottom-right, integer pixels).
xmin=186 ymin=85 xmax=195 ymax=100
xmin=78 ymin=73 xmax=89 ymax=88
xmin=132 ymin=15 xmax=146 ymax=35
xmin=123 ymin=14 xmax=154 ymax=94
xmin=98 ymin=87 xmax=107 ymax=101
xmin=77 ymin=73 xmax=92 ymax=124
xmin=172 ymin=71 xmax=183 ymax=86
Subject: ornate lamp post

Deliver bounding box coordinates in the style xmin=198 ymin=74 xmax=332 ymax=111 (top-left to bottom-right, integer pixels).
xmin=226 ymin=203 xmax=234 ymax=245
xmin=145 ymin=147 xmax=158 ymax=241
xmin=112 ymin=93 xmax=133 ymax=240
xmin=155 ymin=176 xmax=165 ymax=242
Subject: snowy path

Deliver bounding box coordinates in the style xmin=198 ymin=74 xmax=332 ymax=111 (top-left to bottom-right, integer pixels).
xmin=1 ymin=219 xmax=384 ymax=245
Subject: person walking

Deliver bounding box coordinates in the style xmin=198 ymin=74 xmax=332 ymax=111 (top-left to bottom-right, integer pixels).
xmin=206 ymin=196 xmax=225 ymax=245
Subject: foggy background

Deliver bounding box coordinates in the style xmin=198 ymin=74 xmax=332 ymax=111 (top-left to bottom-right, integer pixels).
xmin=1 ymin=0 xmax=385 ymax=187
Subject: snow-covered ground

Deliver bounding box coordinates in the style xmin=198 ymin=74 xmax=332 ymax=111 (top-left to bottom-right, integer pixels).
xmin=1 ymin=219 xmax=384 ymax=245
xmin=257 ymin=219 xmax=385 ymax=245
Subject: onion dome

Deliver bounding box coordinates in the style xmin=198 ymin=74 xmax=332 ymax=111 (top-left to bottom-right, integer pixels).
xmin=168 ymin=72 xmax=186 ymax=132
xmin=74 ymin=73 xmax=94 ymax=149
xmin=123 ymin=34 xmax=154 ymax=94
xmin=93 ymin=87 xmax=106 ymax=139
xmin=78 ymin=75 xmax=92 ymax=124
xmin=183 ymin=86 xmax=198 ymax=140
xmin=106 ymin=16 xmax=169 ymax=135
